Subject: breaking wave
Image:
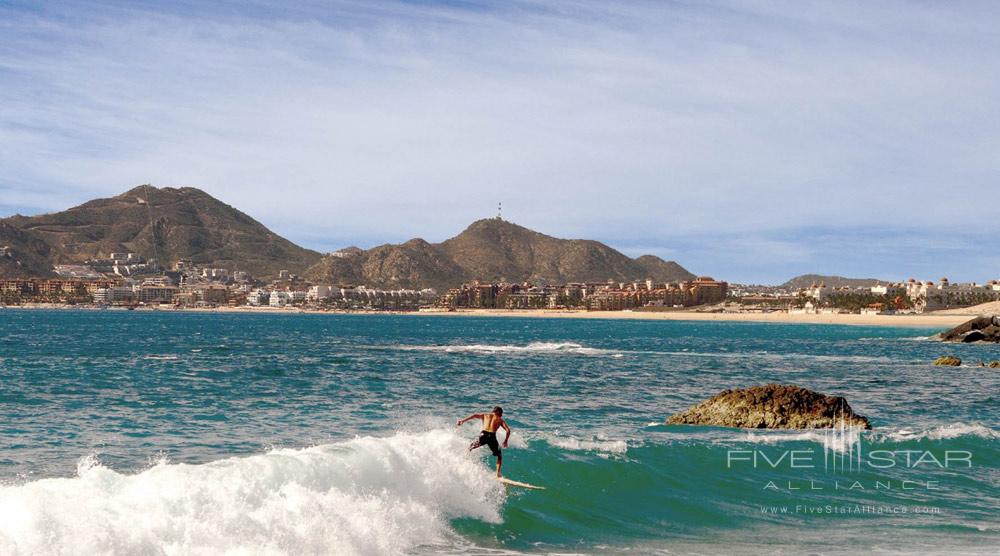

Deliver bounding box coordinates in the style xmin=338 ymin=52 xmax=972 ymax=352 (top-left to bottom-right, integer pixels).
xmin=875 ymin=423 xmax=1000 ymax=442
xmin=0 ymin=430 xmax=502 ymax=555
xmin=391 ymin=343 xmax=895 ymax=363
xmin=539 ymin=434 xmax=631 ymax=455
xmin=719 ymin=422 xmax=999 ymax=453
xmin=662 ymin=350 xmax=900 ymax=364
xmin=394 ymin=342 xmax=617 ymax=356
xmin=734 ymin=428 xmax=865 ymax=454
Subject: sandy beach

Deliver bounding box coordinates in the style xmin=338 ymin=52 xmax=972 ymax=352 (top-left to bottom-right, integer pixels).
xmin=4 ymin=303 xmax=978 ymax=328
xmin=411 ymin=308 xmax=973 ymax=328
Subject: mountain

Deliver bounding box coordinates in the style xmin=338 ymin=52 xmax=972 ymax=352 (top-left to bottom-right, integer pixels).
xmin=780 ymin=274 xmax=885 ymax=289
xmin=1 ymin=187 xmax=697 ymax=287
xmin=0 ymin=221 xmax=57 ymax=278
xmin=0 ymin=185 xmax=321 ymax=278
xmin=305 ymin=218 xmax=696 ymax=291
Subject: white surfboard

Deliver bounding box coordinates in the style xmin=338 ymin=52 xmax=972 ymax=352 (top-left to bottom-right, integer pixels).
xmin=498 ymin=477 xmax=545 ymax=490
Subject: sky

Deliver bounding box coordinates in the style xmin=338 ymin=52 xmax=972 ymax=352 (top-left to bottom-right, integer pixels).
xmin=2 ymin=0 xmax=999 ymax=284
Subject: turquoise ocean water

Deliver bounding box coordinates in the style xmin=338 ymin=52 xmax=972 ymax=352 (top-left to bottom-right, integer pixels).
xmin=0 ymin=309 xmax=997 ymax=554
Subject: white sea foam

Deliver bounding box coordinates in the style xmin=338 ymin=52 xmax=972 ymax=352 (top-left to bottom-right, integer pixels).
xmin=535 ymin=432 xmax=630 ymax=454
xmin=396 ymin=342 xmax=616 ymax=356
xmin=659 ymin=350 xmax=897 ymax=364
xmin=861 ymin=335 xmax=935 ymax=342
xmin=876 ymin=423 xmax=1000 ymax=442
xmin=735 ymin=428 xmax=865 ymax=454
xmin=727 ymin=422 xmax=999 ymax=453
xmin=0 ymin=430 xmax=502 ymax=555
xmin=394 ymin=344 xmax=904 ymax=363
xmin=546 ymin=436 xmax=630 ymax=454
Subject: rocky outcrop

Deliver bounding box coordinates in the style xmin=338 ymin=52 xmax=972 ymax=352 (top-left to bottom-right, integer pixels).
xmin=666 ymin=384 xmax=871 ymax=430
xmin=933 ymin=356 xmax=962 ymax=366
xmin=939 ymin=316 xmax=1000 ymax=343
xmin=989 ymin=361 xmax=1000 ymax=368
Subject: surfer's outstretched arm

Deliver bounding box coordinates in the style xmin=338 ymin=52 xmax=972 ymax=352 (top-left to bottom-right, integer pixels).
xmin=501 ymin=420 xmax=511 ymax=448
xmin=456 ymin=413 xmax=483 ymax=426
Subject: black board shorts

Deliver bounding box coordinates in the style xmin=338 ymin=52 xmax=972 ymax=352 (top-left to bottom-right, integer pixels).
xmin=471 ymin=430 xmax=502 ymax=457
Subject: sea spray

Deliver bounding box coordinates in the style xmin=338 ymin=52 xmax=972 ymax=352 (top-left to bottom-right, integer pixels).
xmin=0 ymin=430 xmax=503 ymax=555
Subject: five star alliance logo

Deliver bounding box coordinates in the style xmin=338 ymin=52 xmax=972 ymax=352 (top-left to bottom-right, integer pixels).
xmin=725 ymin=404 xmax=973 ymax=492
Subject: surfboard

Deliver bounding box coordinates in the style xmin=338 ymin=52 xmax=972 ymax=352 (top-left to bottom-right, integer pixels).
xmin=497 ymin=477 xmax=545 ymax=490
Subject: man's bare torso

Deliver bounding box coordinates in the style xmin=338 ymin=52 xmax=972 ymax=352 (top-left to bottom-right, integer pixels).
xmin=482 ymin=413 xmax=503 ymax=432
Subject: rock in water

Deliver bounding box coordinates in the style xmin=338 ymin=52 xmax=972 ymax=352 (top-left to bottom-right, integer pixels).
xmin=939 ymin=316 xmax=1000 ymax=343
xmin=666 ymin=384 xmax=871 ymax=430
xmin=989 ymin=361 xmax=1000 ymax=368
xmin=933 ymin=356 xmax=962 ymax=366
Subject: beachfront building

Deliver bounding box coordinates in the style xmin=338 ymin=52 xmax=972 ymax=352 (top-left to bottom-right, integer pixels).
xmin=175 ymin=284 xmax=229 ymax=305
xmin=439 ymin=277 xmax=728 ymax=311
xmin=339 ymin=286 xmax=431 ymax=308
xmin=136 ymin=284 xmax=178 ymax=304
xmin=2 ymin=278 xmax=114 ymax=303
xmin=307 ymin=285 xmax=332 ymax=301
xmin=245 ymin=289 xmax=270 ymax=306
xmin=801 ymin=282 xmax=831 ymax=302
xmin=901 ymin=277 xmax=1000 ymax=312
xmin=439 ymin=281 xmax=500 ymax=309
xmin=870 ymin=283 xmax=903 ymax=296
xmin=503 ymin=289 xmax=548 ymax=309
xmin=0 ymin=279 xmax=38 ymax=295
xmin=922 ymin=277 xmax=1000 ymax=311
xmin=789 ymin=301 xmax=817 ymax=314
xmin=269 ymin=291 xmax=290 ymax=307
xmin=689 ymin=276 xmax=728 ymax=305
xmin=37 ymin=280 xmax=91 ymax=296
xmin=93 ymin=286 xmax=136 ymax=304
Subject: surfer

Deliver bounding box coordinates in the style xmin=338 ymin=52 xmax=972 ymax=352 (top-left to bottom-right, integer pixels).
xmin=457 ymin=406 xmax=511 ymax=477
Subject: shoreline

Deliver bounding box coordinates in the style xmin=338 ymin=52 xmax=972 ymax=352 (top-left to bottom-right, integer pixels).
xmin=410 ymin=308 xmax=972 ymax=328
xmin=2 ymin=303 xmax=976 ymax=328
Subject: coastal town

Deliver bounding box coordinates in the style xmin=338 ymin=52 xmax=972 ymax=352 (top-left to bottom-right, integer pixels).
xmin=2 ymin=251 xmax=999 ymax=316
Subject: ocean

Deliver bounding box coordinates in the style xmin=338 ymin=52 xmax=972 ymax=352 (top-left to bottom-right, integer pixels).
xmin=0 ymin=309 xmax=997 ymax=554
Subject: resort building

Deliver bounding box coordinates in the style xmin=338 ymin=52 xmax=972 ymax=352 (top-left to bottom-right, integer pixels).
xmin=801 ymin=283 xmax=830 ymax=302
xmin=307 ymin=285 xmax=332 ymax=300
xmin=92 ymin=286 xmax=136 ymax=304
xmin=246 ymin=289 xmax=270 ymax=306
xmin=269 ymin=291 xmax=290 ymax=307
xmin=439 ymin=277 xmax=728 ymax=311
xmin=136 ymin=284 xmax=178 ymax=304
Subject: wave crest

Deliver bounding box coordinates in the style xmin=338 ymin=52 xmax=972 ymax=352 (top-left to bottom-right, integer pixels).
xmin=876 ymin=423 xmax=1000 ymax=442
xmin=0 ymin=430 xmax=502 ymax=555
xmin=396 ymin=342 xmax=616 ymax=355
xmin=722 ymin=422 xmax=999 ymax=453
xmin=543 ymin=435 xmax=630 ymax=454
xmin=736 ymin=429 xmax=864 ymax=454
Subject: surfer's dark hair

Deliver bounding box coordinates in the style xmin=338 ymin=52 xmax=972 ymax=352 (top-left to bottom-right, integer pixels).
xmin=493 ymin=406 xmax=503 ymax=416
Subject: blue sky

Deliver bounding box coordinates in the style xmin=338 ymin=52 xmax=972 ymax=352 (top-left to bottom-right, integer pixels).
xmin=2 ymin=1 xmax=998 ymax=284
